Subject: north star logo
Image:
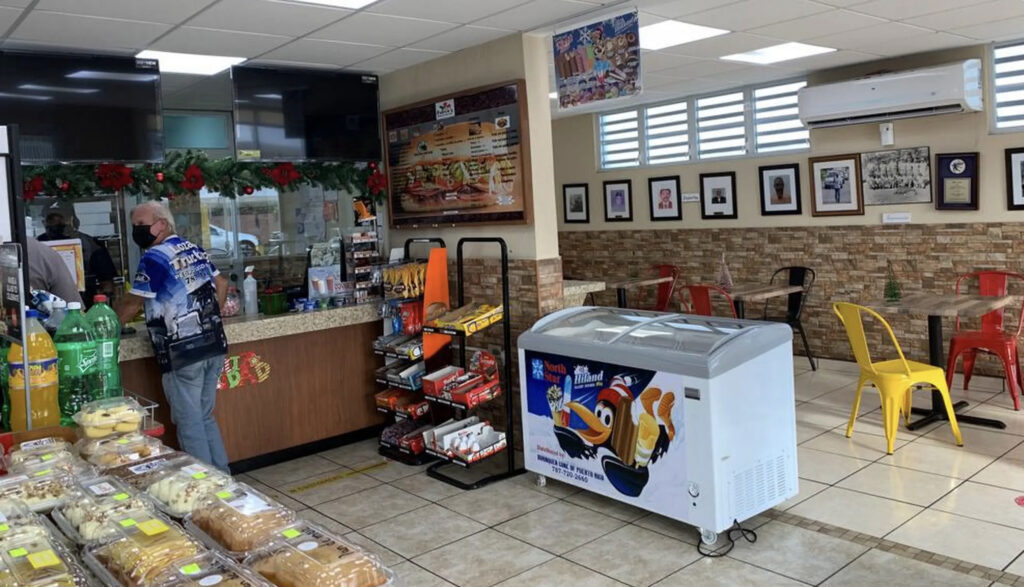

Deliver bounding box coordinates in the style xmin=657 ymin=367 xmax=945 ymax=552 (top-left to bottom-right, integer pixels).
xmin=573 ymin=364 xmax=604 ymax=387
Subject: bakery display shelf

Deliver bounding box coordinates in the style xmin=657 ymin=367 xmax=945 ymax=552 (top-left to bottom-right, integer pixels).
xmin=374 ymin=377 xmax=420 ymax=391
xmin=378 ymin=442 xmax=434 ymax=466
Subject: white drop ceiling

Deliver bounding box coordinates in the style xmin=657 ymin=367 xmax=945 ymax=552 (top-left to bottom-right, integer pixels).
xmin=0 ymin=0 xmax=1019 ymax=115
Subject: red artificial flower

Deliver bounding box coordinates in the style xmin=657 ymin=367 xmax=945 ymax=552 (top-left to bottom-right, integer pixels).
xmin=263 ymin=162 xmax=302 ymax=187
xmin=367 ymin=169 xmax=387 ymax=196
xmin=22 ymin=175 xmax=44 ymax=201
xmin=180 ymin=164 xmax=205 ymax=191
xmin=96 ymin=164 xmax=134 ymax=191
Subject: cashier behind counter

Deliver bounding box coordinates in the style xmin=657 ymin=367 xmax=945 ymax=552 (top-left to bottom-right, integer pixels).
xmin=37 ymin=204 xmax=116 ymax=308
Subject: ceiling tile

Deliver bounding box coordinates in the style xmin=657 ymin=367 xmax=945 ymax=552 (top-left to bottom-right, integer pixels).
xmin=951 ymin=16 xmax=1024 ymax=41
xmin=806 ymin=21 xmax=932 ymax=52
xmin=639 ymin=50 xmax=701 ymax=72
xmin=474 ymin=0 xmax=599 ymax=31
xmin=366 ymin=0 xmax=529 ymax=24
xmin=261 ymin=38 xmax=391 ymax=67
xmin=849 ymin=0 xmax=990 ymax=21
xmin=640 ymin=0 xmax=744 ymax=19
xmin=0 ymin=0 xmax=33 ymax=7
xmin=684 ymin=0 xmax=831 ymax=31
xmin=711 ymin=65 xmax=794 ymax=84
xmin=312 ymin=12 xmax=456 ymax=46
xmin=159 ymin=72 xmax=208 ymax=94
xmin=657 ymin=57 xmax=748 ymax=78
xmin=768 ymin=49 xmax=880 ymax=72
xmin=0 ymin=5 xmax=21 ymax=31
xmin=189 ymin=0 xmax=351 ymax=37
xmin=659 ymin=32 xmax=785 ymax=59
xmin=748 ymin=9 xmax=885 ymax=41
xmin=150 ymin=27 xmax=289 ymax=57
xmin=410 ymin=25 xmax=512 ymax=52
xmin=34 ymin=0 xmax=214 ymax=24
xmin=247 ymin=58 xmax=340 ymax=70
xmin=904 ymin=0 xmax=1024 ymax=30
xmin=860 ymin=31 xmax=977 ymax=56
xmin=812 ymin=0 xmax=872 ymax=5
xmin=10 ymin=11 xmax=170 ymax=51
xmin=353 ymin=47 xmax=449 ymax=72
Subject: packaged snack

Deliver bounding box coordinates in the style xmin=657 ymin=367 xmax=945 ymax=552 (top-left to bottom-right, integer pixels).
xmin=106 ymin=454 xmax=183 ymax=489
xmin=185 ymin=484 xmax=295 ymax=557
xmin=0 ymin=498 xmax=52 ymax=544
xmin=84 ymin=510 xmax=202 ymax=587
xmin=245 ymin=521 xmax=393 ymax=587
xmin=144 ymin=458 xmax=232 ymax=518
xmin=76 ymin=433 xmax=171 ymax=469
xmin=6 ymin=437 xmax=72 ymax=465
xmin=151 ymin=551 xmax=272 ymax=587
xmin=9 ymin=450 xmax=94 ymax=480
xmin=0 ymin=470 xmax=75 ymax=513
xmin=73 ymin=397 xmax=145 ymax=439
xmin=0 ymin=534 xmax=89 ymax=587
xmin=52 ymin=477 xmax=155 ymax=545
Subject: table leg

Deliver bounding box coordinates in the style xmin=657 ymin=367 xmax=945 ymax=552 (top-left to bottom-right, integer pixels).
xmin=734 ymin=300 xmax=745 ymax=319
xmin=617 ymin=288 xmax=627 ymax=308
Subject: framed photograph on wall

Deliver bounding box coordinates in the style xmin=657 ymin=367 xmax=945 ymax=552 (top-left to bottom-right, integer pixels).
xmin=759 ymin=164 xmax=801 ymax=216
xmin=936 ymin=152 xmax=979 ymax=211
xmin=861 ymin=146 xmax=931 ymax=205
xmin=603 ymin=180 xmax=633 ymax=221
xmin=700 ymin=172 xmax=737 ymax=219
xmin=562 ymin=183 xmax=590 ymax=223
xmin=648 ymin=176 xmax=681 ymax=221
xmin=809 ymin=154 xmax=863 ymax=217
xmin=1006 ymin=147 xmax=1024 ymax=210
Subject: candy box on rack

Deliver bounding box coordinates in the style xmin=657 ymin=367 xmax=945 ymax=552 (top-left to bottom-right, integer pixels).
xmin=374 ymin=390 xmax=404 ymax=410
xmin=398 ymin=426 xmax=432 ymax=455
xmin=451 ymin=379 xmax=502 ymax=410
xmin=422 ymin=417 xmax=478 ymax=453
xmin=422 ymin=366 xmax=464 ymax=398
xmin=469 ymin=350 xmax=498 ymax=381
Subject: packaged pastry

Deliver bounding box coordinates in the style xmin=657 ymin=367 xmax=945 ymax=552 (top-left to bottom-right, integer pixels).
xmin=150 ymin=551 xmax=272 ymax=587
xmin=0 ymin=499 xmax=53 ymax=544
xmin=106 ymin=454 xmax=183 ymax=489
xmin=52 ymin=477 xmax=156 ymax=546
xmin=9 ymin=450 xmax=95 ymax=480
xmin=144 ymin=457 xmax=232 ymax=518
xmin=0 ymin=469 xmax=75 ymax=513
xmin=6 ymin=437 xmax=73 ymax=466
xmin=0 ymin=534 xmax=89 ymax=587
xmin=76 ymin=433 xmax=171 ymax=469
xmin=185 ymin=484 xmax=295 ymax=557
xmin=73 ymin=397 xmax=145 ymax=439
xmin=245 ymin=522 xmax=393 ymax=587
xmin=84 ymin=510 xmax=202 ymax=587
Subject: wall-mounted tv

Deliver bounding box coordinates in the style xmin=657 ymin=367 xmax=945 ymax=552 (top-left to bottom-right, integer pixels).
xmin=0 ymin=51 xmax=163 ymax=163
xmin=231 ymin=65 xmax=381 ymax=162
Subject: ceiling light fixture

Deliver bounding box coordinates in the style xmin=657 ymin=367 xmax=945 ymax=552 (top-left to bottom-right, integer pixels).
xmin=66 ymin=71 xmax=159 ymax=82
xmin=19 ymin=84 xmax=99 ymax=94
xmin=639 ymin=20 xmax=728 ymax=51
xmin=289 ymin=0 xmax=377 ymax=8
xmin=721 ymin=42 xmax=834 ymax=65
xmin=135 ymin=50 xmax=246 ymax=75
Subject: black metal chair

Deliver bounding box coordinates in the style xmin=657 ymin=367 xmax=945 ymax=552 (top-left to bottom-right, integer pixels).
xmin=763 ymin=266 xmax=817 ymax=371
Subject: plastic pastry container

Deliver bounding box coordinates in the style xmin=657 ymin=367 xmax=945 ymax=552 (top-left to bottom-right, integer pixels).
xmin=72 ymin=397 xmax=145 ymax=439
xmin=76 ymin=433 xmax=171 ymax=469
xmin=0 ymin=533 xmax=91 ymax=587
xmin=52 ymin=477 xmax=156 ymax=546
xmin=83 ymin=509 xmax=203 ymax=587
xmin=0 ymin=469 xmax=75 ymax=513
xmin=5 ymin=437 xmax=73 ymax=466
xmin=9 ymin=450 xmax=95 ymax=480
xmin=0 ymin=499 xmax=53 ymax=545
xmin=142 ymin=457 xmax=232 ymax=518
xmin=150 ymin=551 xmax=272 ymax=587
xmin=105 ymin=454 xmax=183 ymax=489
xmin=184 ymin=484 xmax=295 ymax=559
xmin=244 ymin=521 xmax=394 ymax=587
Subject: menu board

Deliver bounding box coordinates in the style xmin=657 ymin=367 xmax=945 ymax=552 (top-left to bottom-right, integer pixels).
xmin=383 ymin=81 xmax=530 ymax=227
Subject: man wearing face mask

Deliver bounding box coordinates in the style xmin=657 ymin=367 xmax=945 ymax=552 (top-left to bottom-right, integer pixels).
xmin=37 ymin=205 xmax=117 ymax=308
xmin=115 ymin=201 xmax=230 ymax=471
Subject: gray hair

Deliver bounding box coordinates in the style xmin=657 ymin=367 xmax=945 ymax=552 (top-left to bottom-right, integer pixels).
xmin=132 ymin=200 xmax=175 ymax=231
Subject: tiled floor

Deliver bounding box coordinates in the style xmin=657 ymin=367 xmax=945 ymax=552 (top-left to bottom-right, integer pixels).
xmin=243 ymin=357 xmax=1024 ymax=586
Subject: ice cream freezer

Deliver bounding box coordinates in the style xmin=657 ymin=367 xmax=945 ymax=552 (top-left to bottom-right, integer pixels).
xmin=518 ymin=306 xmax=797 ymax=544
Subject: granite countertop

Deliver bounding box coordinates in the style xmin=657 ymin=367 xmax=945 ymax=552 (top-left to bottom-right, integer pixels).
xmin=119 ymin=303 xmax=381 ymax=362
xmin=564 ymin=280 xmax=606 ymax=297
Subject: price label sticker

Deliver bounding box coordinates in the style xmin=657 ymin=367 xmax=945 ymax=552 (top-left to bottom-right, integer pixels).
xmin=281 ymin=528 xmax=301 ymax=539
xmin=89 ymin=482 xmax=116 ymax=496
xmin=117 ymin=438 xmax=130 ymax=445
xmin=180 ymin=563 xmax=202 ymax=575
xmin=192 ymin=472 xmax=207 ymax=480
xmin=138 ymin=519 xmax=169 ymax=536
xmin=0 ymin=524 xmax=10 ymax=533
xmin=119 ymin=519 xmax=137 ymax=528
xmin=20 ymin=438 xmax=56 ymax=450
xmin=8 ymin=548 xmax=26 ymax=558
xmin=39 ymin=454 xmax=54 ymax=462
xmin=31 ymin=469 xmax=51 ymax=477
xmin=113 ymin=493 xmax=130 ymax=502
xmin=28 ymin=550 xmax=59 ymax=569
xmin=215 ymin=491 xmax=232 ymax=499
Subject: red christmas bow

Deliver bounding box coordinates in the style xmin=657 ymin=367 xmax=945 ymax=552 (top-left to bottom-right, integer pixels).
xmin=263 ymin=162 xmax=302 ymax=187
xmin=96 ymin=164 xmax=134 ymax=191
xmin=180 ymin=164 xmax=205 ymax=191
xmin=22 ymin=175 xmax=44 ymax=201
xmin=367 ymin=169 xmax=387 ymax=196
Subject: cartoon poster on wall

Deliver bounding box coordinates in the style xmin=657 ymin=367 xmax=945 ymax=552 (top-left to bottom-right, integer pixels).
xmin=522 ymin=349 xmax=687 ymax=519
xmin=552 ymin=10 xmax=641 ymax=110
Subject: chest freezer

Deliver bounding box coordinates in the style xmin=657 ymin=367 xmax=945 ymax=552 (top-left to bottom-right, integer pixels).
xmin=518 ymin=306 xmax=797 ymax=542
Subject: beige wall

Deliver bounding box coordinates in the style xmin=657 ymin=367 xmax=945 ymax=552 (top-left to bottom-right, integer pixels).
xmin=380 ymin=34 xmax=559 ymax=260
xmin=554 ymin=45 xmax=1024 ymax=232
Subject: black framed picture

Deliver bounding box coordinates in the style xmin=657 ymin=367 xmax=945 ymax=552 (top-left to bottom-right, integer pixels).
xmin=1006 ymin=147 xmax=1024 ymax=210
xmin=699 ymin=172 xmax=737 ymax=219
xmin=759 ymin=164 xmax=801 ymax=216
xmin=562 ymin=183 xmax=590 ymax=223
xmin=936 ymin=152 xmax=978 ymax=211
xmin=648 ymin=176 xmax=681 ymax=221
xmin=603 ymin=180 xmax=633 ymax=221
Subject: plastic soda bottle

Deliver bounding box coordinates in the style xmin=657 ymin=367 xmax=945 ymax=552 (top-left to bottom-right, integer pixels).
xmin=7 ymin=310 xmax=60 ymax=430
xmin=0 ymin=338 xmax=8 ymax=430
xmin=43 ymin=299 xmax=67 ymax=334
xmin=53 ymin=302 xmax=99 ymax=425
xmin=86 ymin=294 xmax=121 ymax=399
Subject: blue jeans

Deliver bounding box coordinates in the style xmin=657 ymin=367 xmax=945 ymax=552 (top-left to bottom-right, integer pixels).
xmin=161 ymin=355 xmax=230 ymax=472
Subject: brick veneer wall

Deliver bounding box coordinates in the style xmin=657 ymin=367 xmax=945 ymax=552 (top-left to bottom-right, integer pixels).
xmin=560 ymin=224 xmax=1024 ymax=379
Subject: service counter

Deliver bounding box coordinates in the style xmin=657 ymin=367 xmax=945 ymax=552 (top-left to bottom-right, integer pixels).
xmin=119 ymin=305 xmax=383 ymax=465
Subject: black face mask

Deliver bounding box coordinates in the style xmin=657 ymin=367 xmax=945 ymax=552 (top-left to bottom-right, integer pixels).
xmin=132 ymin=224 xmax=157 ymax=249
xmin=45 ymin=223 xmax=66 ymax=237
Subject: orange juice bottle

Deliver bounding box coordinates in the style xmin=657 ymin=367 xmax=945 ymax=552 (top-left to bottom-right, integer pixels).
xmin=7 ymin=309 xmax=60 ymax=430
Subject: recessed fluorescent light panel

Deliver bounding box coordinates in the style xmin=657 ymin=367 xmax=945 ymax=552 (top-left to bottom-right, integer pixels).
xmin=639 ymin=20 xmax=728 ymax=51
xmin=19 ymin=84 xmax=98 ymax=94
xmin=291 ymin=0 xmax=376 ymax=7
xmin=135 ymin=50 xmax=245 ymax=75
xmin=722 ymin=42 xmax=834 ymax=65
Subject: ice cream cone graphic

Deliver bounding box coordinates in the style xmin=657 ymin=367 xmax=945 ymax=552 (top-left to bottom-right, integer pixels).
xmin=633 ymin=412 xmax=659 ymax=468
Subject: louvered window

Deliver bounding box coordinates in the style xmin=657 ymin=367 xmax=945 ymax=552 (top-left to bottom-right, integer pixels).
xmin=696 ymin=91 xmax=747 ymax=159
xmin=598 ymin=110 xmax=641 ymax=169
xmin=644 ymin=101 xmax=689 ymax=165
xmin=994 ymin=41 xmax=1024 ymax=129
xmin=754 ymin=81 xmax=809 ymax=153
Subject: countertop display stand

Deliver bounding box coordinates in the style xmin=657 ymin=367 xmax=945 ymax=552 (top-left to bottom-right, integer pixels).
xmin=423 ymin=237 xmax=526 ymax=490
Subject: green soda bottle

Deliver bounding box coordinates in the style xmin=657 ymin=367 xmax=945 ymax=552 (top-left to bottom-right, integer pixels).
xmin=54 ymin=302 xmax=99 ymax=425
xmin=0 ymin=338 xmax=8 ymax=430
xmin=86 ymin=294 xmax=121 ymax=398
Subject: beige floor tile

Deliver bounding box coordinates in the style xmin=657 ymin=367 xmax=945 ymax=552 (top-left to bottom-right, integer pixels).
xmin=246 ymin=455 xmax=341 ymax=488
xmin=495 ymin=557 xmax=627 ymax=586
xmin=360 ymin=503 xmax=485 ymax=559
xmin=796 ymin=447 xmax=872 ymax=484
xmin=845 ymin=413 xmax=940 ymax=439
xmin=564 ymin=525 xmax=700 ymax=587
xmin=795 ymin=403 xmax=854 ymax=431
xmin=726 ymin=520 xmax=867 ymax=584
xmin=984 ymin=389 xmax=1023 ymax=410
xmin=363 ymin=460 xmax=430 ymax=483
xmin=789 ymin=487 xmax=922 ymax=537
xmin=297 ymin=508 xmax=353 ymax=535
xmin=794 ymin=370 xmax=859 ymax=402
xmin=887 ymin=509 xmax=1024 ymax=570
xmin=496 ymin=501 xmax=625 ymax=555
xmin=837 ymin=463 xmax=962 ymax=506
xmin=510 ymin=472 xmax=582 ymax=499
xmin=564 ymin=490 xmax=649 ymax=523
xmin=796 ymin=422 xmax=828 ymax=443
xmin=919 ymin=425 xmax=1023 ymax=456
xmin=279 ymin=468 xmax=381 ymax=507
xmin=631 ymin=514 xmax=699 ymax=545
xmin=656 ymin=557 xmax=805 ymax=586
xmin=775 ymin=478 xmax=829 ymax=511
xmin=808 ymin=385 xmax=881 ymax=415
xmin=1003 ymin=551 xmax=1024 ymax=575
xmin=815 ymin=358 xmax=862 ymax=375
xmin=318 ymin=438 xmax=384 ymax=467
xmin=932 ymin=481 xmax=1024 ymax=530
xmin=964 ymin=402 xmax=1024 ymax=436
xmin=972 ymin=455 xmax=1024 ymax=492
xmin=800 ymin=428 xmax=907 ymax=461
xmin=342 ymin=531 xmax=404 ymax=567
xmin=243 ymin=479 xmax=308 ymax=512
xmin=414 ymin=529 xmax=553 ymax=587
xmin=440 ymin=480 xmax=558 ymax=526
xmin=316 ymin=484 xmax=429 ymax=529
xmin=879 ymin=438 xmax=997 ymax=479
xmin=389 ymin=561 xmax=455 ymax=586
xmin=821 ymin=548 xmax=989 ymax=586
xmin=390 ymin=472 xmax=465 ymax=502
xmin=950 ymin=371 xmax=1010 ymax=393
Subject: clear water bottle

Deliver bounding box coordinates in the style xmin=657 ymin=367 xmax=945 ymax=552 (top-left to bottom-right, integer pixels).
xmin=43 ymin=299 xmax=67 ymax=334
xmin=53 ymin=302 xmax=99 ymax=425
xmin=86 ymin=294 xmax=121 ymax=399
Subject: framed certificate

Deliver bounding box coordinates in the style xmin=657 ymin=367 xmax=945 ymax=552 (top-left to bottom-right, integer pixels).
xmin=936 ymin=152 xmax=978 ymax=210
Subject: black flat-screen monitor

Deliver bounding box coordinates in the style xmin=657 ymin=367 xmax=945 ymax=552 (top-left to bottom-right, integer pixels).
xmin=0 ymin=51 xmax=163 ymax=163
xmin=232 ymin=65 xmax=381 ymax=162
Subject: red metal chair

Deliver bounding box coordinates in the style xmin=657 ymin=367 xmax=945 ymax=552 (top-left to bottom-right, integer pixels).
xmin=945 ymin=271 xmax=1024 ymax=410
xmin=635 ymin=265 xmax=680 ymax=311
xmin=678 ymin=284 xmax=737 ymax=318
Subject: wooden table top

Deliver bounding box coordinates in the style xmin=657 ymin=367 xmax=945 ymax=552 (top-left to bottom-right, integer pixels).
xmin=730 ymin=283 xmax=804 ymax=302
xmin=862 ymin=293 xmax=1015 ymax=317
xmin=606 ymin=276 xmax=674 ymax=289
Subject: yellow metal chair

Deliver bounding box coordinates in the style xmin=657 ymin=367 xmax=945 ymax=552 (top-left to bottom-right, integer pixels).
xmin=833 ymin=302 xmax=963 ymax=454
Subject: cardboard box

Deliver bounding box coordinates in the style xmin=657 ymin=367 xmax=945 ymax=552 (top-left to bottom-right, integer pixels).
xmin=451 ymin=380 xmax=502 ymax=410
xmin=422 ymin=366 xmax=464 ymax=397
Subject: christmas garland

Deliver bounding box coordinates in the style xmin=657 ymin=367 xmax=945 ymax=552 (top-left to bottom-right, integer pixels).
xmin=21 ymin=150 xmax=388 ymax=203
